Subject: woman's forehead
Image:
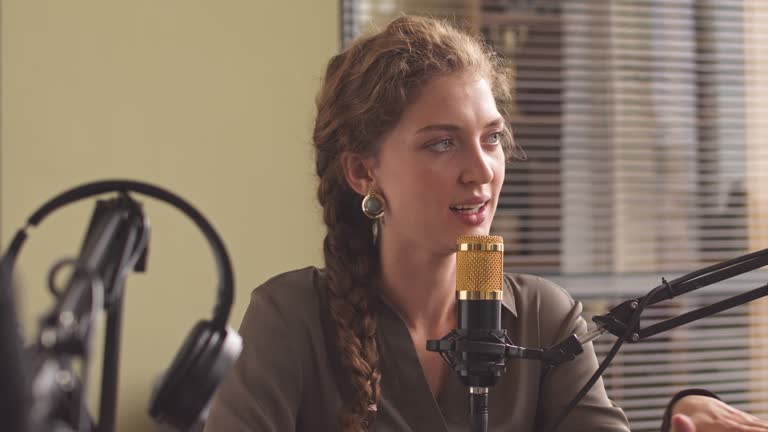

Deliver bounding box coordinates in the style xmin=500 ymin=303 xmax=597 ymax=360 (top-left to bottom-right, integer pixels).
xmin=397 ymin=75 xmax=499 ymax=129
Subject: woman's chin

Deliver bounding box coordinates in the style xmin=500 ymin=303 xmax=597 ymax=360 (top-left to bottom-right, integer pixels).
xmin=457 ymin=226 xmax=492 ymax=238
xmin=442 ymin=227 xmax=493 ymax=251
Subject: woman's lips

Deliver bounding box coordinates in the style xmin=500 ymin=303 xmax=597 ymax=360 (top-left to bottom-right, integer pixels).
xmin=450 ymin=201 xmax=488 ymax=226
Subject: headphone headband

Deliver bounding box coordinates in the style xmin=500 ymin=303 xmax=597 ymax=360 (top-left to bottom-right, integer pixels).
xmin=2 ymin=179 xmax=234 ymax=329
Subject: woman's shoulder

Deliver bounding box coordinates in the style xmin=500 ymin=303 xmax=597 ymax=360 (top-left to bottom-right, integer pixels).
xmin=254 ymin=266 xmax=325 ymax=297
xmin=247 ymin=266 xmax=327 ymax=325
xmin=503 ymin=272 xmax=577 ymax=310
xmin=502 ymin=272 xmax=584 ymax=342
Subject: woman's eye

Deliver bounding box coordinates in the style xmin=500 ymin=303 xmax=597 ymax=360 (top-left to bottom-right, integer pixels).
xmin=430 ymin=139 xmax=453 ymax=152
xmin=487 ymin=132 xmax=501 ymax=145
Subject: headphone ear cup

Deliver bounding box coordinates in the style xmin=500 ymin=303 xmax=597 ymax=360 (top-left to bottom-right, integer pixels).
xmin=149 ymin=320 xmax=242 ymax=430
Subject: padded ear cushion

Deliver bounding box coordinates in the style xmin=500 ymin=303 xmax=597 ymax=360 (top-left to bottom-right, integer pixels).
xmin=149 ymin=320 xmax=242 ymax=430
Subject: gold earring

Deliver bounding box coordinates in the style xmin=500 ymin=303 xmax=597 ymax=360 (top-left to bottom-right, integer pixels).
xmin=362 ymin=190 xmax=386 ymax=219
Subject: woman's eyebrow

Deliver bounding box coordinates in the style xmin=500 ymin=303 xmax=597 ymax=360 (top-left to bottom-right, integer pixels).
xmin=415 ymin=118 xmax=505 ymax=134
xmin=415 ymin=123 xmax=461 ymax=134
xmin=485 ymin=117 xmax=505 ymax=128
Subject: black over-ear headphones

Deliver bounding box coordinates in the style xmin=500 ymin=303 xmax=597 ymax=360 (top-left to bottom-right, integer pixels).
xmin=1 ymin=179 xmax=242 ymax=430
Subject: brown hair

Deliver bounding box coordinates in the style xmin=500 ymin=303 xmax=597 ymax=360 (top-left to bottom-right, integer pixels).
xmin=313 ymin=15 xmax=517 ymax=431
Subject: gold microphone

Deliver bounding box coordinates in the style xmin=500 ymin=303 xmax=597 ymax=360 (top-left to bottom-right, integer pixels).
xmin=456 ymin=235 xmax=504 ymax=301
xmin=455 ymin=235 xmax=505 ymax=377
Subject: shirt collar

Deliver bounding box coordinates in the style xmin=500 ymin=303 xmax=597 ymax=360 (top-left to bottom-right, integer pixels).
xmin=501 ymin=273 xmax=518 ymax=318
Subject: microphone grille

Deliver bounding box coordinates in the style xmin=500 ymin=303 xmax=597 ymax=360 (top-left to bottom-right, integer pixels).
xmin=456 ymin=235 xmax=504 ymax=293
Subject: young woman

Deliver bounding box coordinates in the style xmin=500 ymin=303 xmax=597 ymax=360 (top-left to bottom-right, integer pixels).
xmin=203 ymin=15 xmax=766 ymax=432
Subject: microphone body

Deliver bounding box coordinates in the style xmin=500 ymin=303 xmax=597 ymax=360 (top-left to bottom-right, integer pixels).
xmin=458 ymin=299 xmax=501 ymax=385
xmin=455 ymin=235 xmax=505 ymax=389
xmin=458 ymin=300 xmax=500 ymax=330
xmin=455 ymin=235 xmax=505 ymax=432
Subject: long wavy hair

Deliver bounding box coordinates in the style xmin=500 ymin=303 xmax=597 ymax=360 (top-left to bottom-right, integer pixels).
xmin=312 ymin=15 xmax=518 ymax=431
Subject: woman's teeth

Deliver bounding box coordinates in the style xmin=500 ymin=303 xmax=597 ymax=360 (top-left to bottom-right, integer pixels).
xmin=450 ymin=202 xmax=485 ymax=213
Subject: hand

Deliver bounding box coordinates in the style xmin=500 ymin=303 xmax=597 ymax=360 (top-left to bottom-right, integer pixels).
xmin=670 ymin=395 xmax=768 ymax=432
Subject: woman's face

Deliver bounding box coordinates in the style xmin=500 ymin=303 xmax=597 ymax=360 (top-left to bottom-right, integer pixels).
xmin=373 ymin=73 xmax=507 ymax=254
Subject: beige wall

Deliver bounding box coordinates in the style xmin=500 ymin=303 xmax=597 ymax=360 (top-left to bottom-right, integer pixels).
xmin=745 ymin=0 xmax=768 ymax=408
xmin=1 ymin=1 xmax=335 ymax=430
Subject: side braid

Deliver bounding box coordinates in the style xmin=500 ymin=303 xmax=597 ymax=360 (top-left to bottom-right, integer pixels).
xmin=318 ymin=173 xmax=382 ymax=431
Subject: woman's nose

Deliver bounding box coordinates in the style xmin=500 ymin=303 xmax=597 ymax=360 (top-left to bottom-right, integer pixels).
xmin=459 ymin=142 xmax=495 ymax=185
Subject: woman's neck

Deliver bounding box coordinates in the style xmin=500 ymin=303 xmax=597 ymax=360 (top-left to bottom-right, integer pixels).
xmin=377 ymin=235 xmax=457 ymax=331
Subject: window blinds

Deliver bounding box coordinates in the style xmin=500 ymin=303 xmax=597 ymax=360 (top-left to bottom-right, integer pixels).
xmin=341 ymin=1 xmax=768 ymax=430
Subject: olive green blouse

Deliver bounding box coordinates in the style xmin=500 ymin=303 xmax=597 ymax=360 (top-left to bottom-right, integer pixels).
xmin=203 ymin=267 xmax=630 ymax=431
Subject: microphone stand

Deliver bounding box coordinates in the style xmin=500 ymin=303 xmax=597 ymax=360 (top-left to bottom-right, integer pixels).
xmin=27 ymin=193 xmax=148 ymax=432
xmin=428 ymin=246 xmax=768 ymax=432
xmin=0 ymin=241 xmax=30 ymax=432
xmin=427 ymin=322 xmax=585 ymax=432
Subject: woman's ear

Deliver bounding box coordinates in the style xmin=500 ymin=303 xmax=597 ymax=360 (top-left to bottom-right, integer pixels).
xmin=339 ymin=151 xmax=377 ymax=195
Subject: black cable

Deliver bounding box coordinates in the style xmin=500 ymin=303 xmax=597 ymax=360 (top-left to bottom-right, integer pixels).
xmin=47 ymin=259 xmax=77 ymax=299
xmin=546 ymin=282 xmax=667 ymax=432
xmin=545 ymin=330 xmax=626 ymax=432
